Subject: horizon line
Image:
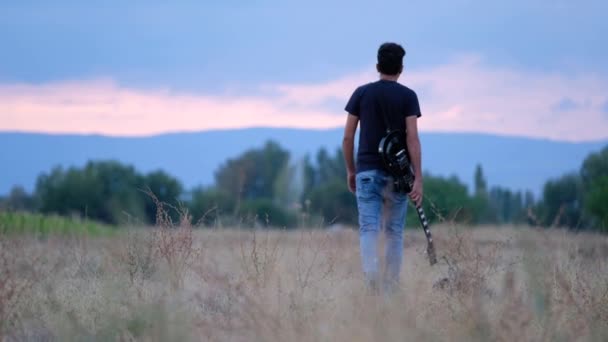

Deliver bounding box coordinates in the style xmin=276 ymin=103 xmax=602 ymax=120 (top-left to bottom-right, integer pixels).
xmin=1 ymin=127 xmax=607 ymax=144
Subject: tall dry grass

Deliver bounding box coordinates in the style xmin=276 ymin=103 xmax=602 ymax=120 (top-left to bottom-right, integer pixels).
xmin=0 ymin=217 xmax=607 ymax=341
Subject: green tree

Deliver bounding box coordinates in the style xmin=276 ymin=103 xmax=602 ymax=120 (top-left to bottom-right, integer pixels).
xmin=35 ymin=161 xmax=147 ymax=224
xmin=215 ymin=141 xmax=290 ymax=205
xmin=301 ymin=154 xmax=317 ymax=195
xmin=580 ymin=146 xmax=608 ymax=189
xmin=580 ymin=146 xmax=608 ymax=230
xmin=300 ymin=147 xmax=354 ymax=225
xmin=523 ymin=191 xmax=535 ymax=209
xmin=301 ymin=148 xmax=346 ymax=191
xmin=538 ymin=173 xmax=584 ymax=228
xmin=188 ymin=187 xmax=235 ymax=226
xmin=307 ymin=180 xmax=357 ymax=225
xmin=141 ymin=170 xmax=183 ymax=224
xmin=585 ymin=175 xmax=608 ymax=231
xmin=471 ymin=164 xmax=493 ymax=223
xmin=0 ymin=186 xmax=35 ymax=211
xmin=408 ymin=173 xmax=472 ymax=225
xmin=316 ymin=147 xmax=345 ymax=185
xmin=489 ymin=188 xmax=520 ymax=223
xmin=474 ymin=164 xmax=487 ymax=196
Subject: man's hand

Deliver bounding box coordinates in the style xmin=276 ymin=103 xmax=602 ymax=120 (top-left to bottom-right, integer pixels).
xmin=347 ymin=172 xmax=356 ymax=193
xmin=409 ymin=177 xmax=423 ymax=206
xmin=405 ymin=115 xmax=423 ymax=207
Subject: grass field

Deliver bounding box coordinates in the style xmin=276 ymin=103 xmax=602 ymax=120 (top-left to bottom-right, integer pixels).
xmin=0 ymin=211 xmax=114 ymax=236
xmin=1 ymin=216 xmax=607 ymax=341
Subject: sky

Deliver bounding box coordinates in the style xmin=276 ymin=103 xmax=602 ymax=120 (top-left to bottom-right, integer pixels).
xmin=1 ymin=0 xmax=608 ymax=141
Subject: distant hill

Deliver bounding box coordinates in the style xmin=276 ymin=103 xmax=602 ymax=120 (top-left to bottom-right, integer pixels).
xmin=1 ymin=128 xmax=606 ymax=197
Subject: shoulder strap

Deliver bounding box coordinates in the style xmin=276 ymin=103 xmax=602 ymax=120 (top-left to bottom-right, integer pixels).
xmin=375 ymin=83 xmax=409 ymax=135
xmin=375 ymin=89 xmax=392 ymax=134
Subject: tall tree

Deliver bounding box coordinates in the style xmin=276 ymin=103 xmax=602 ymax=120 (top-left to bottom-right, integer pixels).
xmin=580 ymin=146 xmax=608 ymax=230
xmin=585 ymin=175 xmax=608 ymax=231
xmin=474 ymin=164 xmax=487 ymax=196
xmin=215 ymin=141 xmax=290 ymax=205
xmin=524 ymin=191 xmax=535 ymax=209
xmin=471 ymin=164 xmax=492 ymax=223
xmin=300 ymin=147 xmax=353 ymax=225
xmin=539 ymin=173 xmax=584 ymax=228
xmin=580 ymin=146 xmax=608 ymax=189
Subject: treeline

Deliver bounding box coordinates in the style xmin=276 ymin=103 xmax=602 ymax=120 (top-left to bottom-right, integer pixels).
xmin=1 ymin=141 xmax=606 ymax=231
xmin=3 ymin=163 xmax=183 ymax=225
xmin=533 ymin=146 xmax=608 ymax=230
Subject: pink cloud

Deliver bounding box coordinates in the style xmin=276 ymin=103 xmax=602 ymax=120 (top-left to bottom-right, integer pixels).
xmin=0 ymin=79 xmax=344 ymax=136
xmin=274 ymin=55 xmax=608 ymax=141
xmin=1 ymin=56 xmax=607 ymax=141
xmin=408 ymin=57 xmax=608 ymax=141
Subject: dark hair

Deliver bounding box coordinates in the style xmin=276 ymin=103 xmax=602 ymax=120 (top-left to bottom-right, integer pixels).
xmin=377 ymin=42 xmax=405 ymax=75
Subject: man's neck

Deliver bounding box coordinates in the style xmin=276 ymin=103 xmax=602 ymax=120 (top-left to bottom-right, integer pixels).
xmin=379 ymin=74 xmax=400 ymax=82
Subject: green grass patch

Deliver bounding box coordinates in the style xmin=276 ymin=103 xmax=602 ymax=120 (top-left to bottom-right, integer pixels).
xmin=0 ymin=211 xmax=115 ymax=236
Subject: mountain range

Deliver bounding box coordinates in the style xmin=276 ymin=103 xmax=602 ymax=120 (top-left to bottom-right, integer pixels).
xmin=1 ymin=128 xmax=606 ymax=197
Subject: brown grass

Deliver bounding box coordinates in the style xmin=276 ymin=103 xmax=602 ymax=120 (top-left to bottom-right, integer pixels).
xmin=0 ymin=221 xmax=607 ymax=341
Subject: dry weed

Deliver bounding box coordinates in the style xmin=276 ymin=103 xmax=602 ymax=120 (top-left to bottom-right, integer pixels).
xmin=144 ymin=188 xmax=200 ymax=290
xmin=0 ymin=236 xmax=55 ymax=340
xmin=238 ymin=228 xmax=283 ymax=289
xmin=1 ymin=219 xmax=607 ymax=341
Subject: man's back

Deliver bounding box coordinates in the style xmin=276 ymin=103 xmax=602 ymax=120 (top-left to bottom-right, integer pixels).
xmin=345 ymin=80 xmax=421 ymax=174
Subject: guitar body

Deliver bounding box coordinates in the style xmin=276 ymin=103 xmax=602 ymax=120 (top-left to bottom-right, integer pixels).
xmin=378 ymin=129 xmax=415 ymax=193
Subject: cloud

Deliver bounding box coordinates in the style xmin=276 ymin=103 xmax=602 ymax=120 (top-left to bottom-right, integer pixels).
xmin=551 ymin=98 xmax=582 ymax=112
xmin=1 ymin=56 xmax=608 ymax=141
xmin=0 ymin=79 xmax=344 ymax=136
xmin=403 ymin=56 xmax=608 ymax=141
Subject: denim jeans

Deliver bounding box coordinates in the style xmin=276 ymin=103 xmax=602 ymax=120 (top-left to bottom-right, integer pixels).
xmin=356 ymin=169 xmax=408 ymax=292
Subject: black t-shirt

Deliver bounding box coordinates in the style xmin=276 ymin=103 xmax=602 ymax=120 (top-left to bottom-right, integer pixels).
xmin=344 ymin=79 xmax=421 ymax=173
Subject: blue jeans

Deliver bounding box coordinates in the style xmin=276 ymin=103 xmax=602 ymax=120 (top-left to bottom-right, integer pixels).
xmin=356 ymin=169 xmax=408 ymax=292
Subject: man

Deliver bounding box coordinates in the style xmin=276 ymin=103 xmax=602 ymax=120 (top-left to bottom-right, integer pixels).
xmin=342 ymin=42 xmax=423 ymax=292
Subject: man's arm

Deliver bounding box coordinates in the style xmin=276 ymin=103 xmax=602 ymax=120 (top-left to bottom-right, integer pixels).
xmin=406 ymin=116 xmax=423 ymax=205
xmin=343 ymin=114 xmax=359 ymax=193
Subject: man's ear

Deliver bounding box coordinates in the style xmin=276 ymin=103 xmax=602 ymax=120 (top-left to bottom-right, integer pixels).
xmin=376 ymin=64 xmax=381 ymax=73
xmin=399 ymin=65 xmax=404 ymax=74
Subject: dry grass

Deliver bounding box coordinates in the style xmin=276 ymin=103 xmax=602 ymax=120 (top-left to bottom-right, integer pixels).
xmin=0 ymin=221 xmax=607 ymax=341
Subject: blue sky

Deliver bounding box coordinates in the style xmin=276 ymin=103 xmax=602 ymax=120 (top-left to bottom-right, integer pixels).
xmin=1 ymin=0 xmax=607 ymax=140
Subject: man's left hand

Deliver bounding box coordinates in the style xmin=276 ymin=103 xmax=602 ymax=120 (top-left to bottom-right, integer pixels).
xmin=347 ymin=172 xmax=356 ymax=193
xmin=409 ymin=178 xmax=423 ymax=206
